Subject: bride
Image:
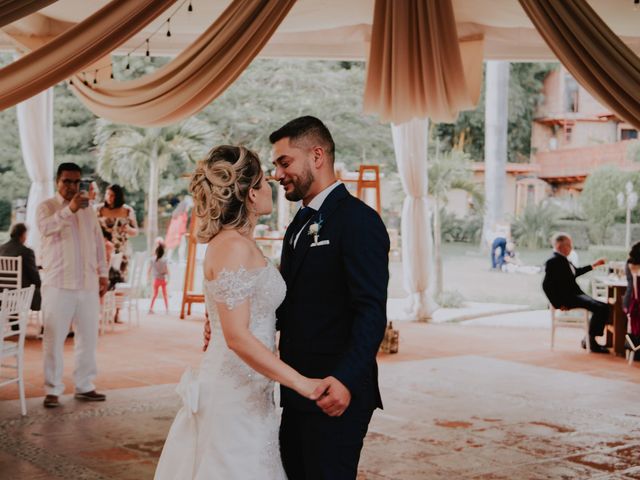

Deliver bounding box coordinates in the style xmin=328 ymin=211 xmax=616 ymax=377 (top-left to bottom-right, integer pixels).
xmin=154 ymin=145 xmax=321 ymax=479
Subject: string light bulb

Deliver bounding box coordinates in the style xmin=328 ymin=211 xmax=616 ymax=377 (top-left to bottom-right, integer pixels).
xmin=76 ymin=0 xmax=192 ymax=79
xmin=82 ymin=72 xmax=88 ymax=86
xmin=93 ymin=69 xmax=98 ymax=84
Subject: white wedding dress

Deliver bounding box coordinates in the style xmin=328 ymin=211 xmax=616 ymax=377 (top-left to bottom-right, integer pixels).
xmin=155 ymin=262 xmax=287 ymax=479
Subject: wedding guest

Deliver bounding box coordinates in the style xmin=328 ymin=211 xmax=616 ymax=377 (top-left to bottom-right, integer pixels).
xmin=148 ymin=240 xmax=170 ymax=314
xmin=96 ymin=184 xmax=138 ymax=285
xmin=623 ymin=242 xmax=640 ymax=313
xmin=0 ymin=222 xmax=41 ymax=311
xmin=542 ymin=233 xmax=609 ymax=353
xmin=37 ymin=162 xmax=109 ymax=408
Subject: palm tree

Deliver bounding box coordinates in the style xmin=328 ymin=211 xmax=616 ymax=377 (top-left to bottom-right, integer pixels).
xmin=95 ymin=118 xmax=214 ymax=253
xmin=428 ymin=150 xmax=484 ymax=297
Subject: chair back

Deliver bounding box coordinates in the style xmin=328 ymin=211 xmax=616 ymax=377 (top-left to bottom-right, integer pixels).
xmin=99 ymin=290 xmax=117 ymax=334
xmin=0 ymin=256 xmax=22 ymax=291
xmin=0 ymin=285 xmax=35 ymax=353
xmin=129 ymin=251 xmax=148 ymax=296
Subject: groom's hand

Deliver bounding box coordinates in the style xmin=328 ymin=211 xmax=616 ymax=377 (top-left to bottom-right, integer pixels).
xmin=202 ymin=311 xmax=211 ymax=352
xmin=313 ymin=376 xmax=351 ymax=417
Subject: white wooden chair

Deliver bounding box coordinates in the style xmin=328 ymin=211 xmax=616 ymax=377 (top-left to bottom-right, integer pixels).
xmin=625 ymin=334 xmax=640 ymax=366
xmin=0 ymin=256 xmax=21 ymax=291
xmin=114 ymin=251 xmax=147 ymax=327
xmin=100 ymin=290 xmax=116 ymax=335
xmin=0 ymin=285 xmax=35 ymax=416
xmin=550 ymin=305 xmax=590 ymax=350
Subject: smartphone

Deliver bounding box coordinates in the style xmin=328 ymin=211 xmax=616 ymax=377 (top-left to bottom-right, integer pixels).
xmin=79 ymin=179 xmax=91 ymax=193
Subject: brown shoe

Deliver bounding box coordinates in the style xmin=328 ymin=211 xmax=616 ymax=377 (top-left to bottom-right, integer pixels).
xmin=74 ymin=390 xmax=106 ymax=402
xmin=43 ymin=395 xmax=59 ymax=408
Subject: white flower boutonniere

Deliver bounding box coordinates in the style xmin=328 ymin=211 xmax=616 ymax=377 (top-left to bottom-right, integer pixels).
xmin=307 ymin=215 xmax=324 ymax=246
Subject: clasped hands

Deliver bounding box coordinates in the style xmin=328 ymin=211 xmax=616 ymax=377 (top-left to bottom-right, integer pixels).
xmin=308 ymin=376 xmax=351 ymax=417
xmin=202 ymin=315 xmax=351 ymax=417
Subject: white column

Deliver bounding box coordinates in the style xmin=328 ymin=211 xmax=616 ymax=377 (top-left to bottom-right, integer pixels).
xmin=17 ymin=87 xmax=55 ymax=254
xmin=391 ymin=118 xmax=438 ymax=321
xmin=482 ymin=61 xmax=510 ymax=246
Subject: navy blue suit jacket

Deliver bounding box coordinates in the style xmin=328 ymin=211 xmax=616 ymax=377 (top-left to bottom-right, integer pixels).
xmin=277 ymin=184 xmax=389 ymax=413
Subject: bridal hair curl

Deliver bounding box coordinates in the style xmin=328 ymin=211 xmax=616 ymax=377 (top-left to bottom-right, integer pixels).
xmin=189 ymin=145 xmax=264 ymax=242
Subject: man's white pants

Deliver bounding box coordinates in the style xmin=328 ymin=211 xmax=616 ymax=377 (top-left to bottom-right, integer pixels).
xmin=42 ymin=286 xmax=100 ymax=396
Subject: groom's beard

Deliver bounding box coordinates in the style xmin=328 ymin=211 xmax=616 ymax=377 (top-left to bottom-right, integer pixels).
xmin=284 ymin=168 xmax=314 ymax=202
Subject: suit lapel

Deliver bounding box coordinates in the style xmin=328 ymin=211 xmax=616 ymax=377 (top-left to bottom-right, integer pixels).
xmin=280 ymin=225 xmax=295 ymax=282
xmin=289 ymin=184 xmax=350 ymax=283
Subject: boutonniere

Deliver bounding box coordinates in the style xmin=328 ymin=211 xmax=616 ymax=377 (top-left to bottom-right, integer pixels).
xmin=307 ymin=214 xmax=324 ymax=246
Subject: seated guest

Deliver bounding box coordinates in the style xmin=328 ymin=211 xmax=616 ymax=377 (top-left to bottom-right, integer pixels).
xmin=542 ymin=233 xmax=609 ymax=353
xmin=623 ymin=241 xmax=640 ymax=337
xmin=0 ymin=222 xmax=41 ymax=311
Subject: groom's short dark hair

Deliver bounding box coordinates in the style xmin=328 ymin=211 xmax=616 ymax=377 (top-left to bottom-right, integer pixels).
xmin=269 ymin=116 xmax=335 ymax=163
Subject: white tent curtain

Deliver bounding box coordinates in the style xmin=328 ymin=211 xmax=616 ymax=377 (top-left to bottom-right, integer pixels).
xmin=391 ymin=118 xmax=438 ymax=321
xmin=17 ymin=87 xmax=54 ymax=253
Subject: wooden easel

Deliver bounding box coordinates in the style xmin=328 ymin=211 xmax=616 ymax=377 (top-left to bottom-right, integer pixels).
xmin=338 ymin=164 xmax=381 ymax=214
xmin=180 ymin=208 xmax=204 ymax=319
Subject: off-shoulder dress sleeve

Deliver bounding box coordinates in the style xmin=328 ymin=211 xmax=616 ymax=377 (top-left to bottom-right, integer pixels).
xmin=210 ymin=267 xmax=256 ymax=310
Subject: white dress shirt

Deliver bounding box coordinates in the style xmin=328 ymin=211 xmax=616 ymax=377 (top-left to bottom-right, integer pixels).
xmin=292 ymin=181 xmax=341 ymax=248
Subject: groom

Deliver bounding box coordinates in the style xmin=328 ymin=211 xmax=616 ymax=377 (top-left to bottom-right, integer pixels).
xmin=270 ymin=116 xmax=389 ymax=479
xmin=202 ymin=116 xmax=389 ymax=479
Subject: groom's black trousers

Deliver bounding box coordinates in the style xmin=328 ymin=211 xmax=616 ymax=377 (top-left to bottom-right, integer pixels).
xmin=280 ymin=405 xmax=374 ymax=480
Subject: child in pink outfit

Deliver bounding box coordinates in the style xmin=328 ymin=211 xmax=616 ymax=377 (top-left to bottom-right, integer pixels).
xmin=148 ymin=241 xmax=169 ymax=314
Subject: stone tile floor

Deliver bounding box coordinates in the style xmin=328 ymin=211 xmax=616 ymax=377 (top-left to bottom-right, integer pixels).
xmin=1 ymin=312 xmax=639 ymax=479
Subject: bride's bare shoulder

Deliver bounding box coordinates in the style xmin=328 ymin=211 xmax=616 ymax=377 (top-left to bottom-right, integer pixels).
xmin=204 ymin=231 xmax=254 ymax=281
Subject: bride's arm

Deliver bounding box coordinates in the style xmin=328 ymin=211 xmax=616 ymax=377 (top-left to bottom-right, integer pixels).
xmin=217 ymin=300 xmax=319 ymax=399
xmin=208 ymin=239 xmax=320 ymax=399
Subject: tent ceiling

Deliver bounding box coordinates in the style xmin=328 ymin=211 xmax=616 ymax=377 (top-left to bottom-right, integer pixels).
xmin=1 ymin=0 xmax=640 ymax=60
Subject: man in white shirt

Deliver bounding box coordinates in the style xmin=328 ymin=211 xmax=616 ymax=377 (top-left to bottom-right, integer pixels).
xmin=37 ymin=163 xmax=109 ymax=408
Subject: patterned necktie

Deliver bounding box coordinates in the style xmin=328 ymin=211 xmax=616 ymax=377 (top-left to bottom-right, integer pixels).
xmin=288 ymin=206 xmax=316 ymax=248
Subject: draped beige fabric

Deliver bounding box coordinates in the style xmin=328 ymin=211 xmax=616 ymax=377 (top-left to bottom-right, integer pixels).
xmin=363 ymin=0 xmax=483 ymax=124
xmin=71 ymin=0 xmax=297 ymax=127
xmin=0 ymin=0 xmax=177 ymax=111
xmin=0 ymin=0 xmax=59 ymax=29
xmin=519 ymin=0 xmax=640 ymax=130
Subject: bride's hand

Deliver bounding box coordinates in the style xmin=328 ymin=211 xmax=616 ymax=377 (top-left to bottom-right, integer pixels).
xmin=295 ymin=377 xmax=324 ymax=400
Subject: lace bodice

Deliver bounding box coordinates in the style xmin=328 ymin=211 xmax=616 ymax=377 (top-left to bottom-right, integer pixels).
xmin=204 ymin=261 xmax=285 ymax=348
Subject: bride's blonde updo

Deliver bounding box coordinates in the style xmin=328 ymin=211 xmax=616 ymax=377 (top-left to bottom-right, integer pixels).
xmin=189 ymin=145 xmax=264 ymax=243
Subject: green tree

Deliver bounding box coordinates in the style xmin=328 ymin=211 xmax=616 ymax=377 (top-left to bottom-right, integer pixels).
xmin=199 ymin=59 xmax=396 ymax=172
xmin=428 ymin=150 xmax=483 ymax=296
xmin=94 ymin=118 xmax=214 ymax=252
xmin=580 ymin=166 xmax=628 ymax=244
xmin=434 ymin=62 xmax=554 ymax=162
xmin=511 ymin=202 xmax=559 ymax=249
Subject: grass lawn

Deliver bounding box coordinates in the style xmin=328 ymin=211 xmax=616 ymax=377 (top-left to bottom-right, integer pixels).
xmin=0 ymin=228 xmax=608 ymax=311
xmin=440 ymin=242 xmax=600 ymax=309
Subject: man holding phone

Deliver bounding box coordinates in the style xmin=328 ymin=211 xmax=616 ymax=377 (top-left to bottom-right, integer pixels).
xmin=36 ymin=163 xmax=109 ymax=408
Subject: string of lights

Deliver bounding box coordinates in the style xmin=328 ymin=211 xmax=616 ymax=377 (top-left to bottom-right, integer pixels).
xmin=70 ymin=0 xmax=193 ymax=86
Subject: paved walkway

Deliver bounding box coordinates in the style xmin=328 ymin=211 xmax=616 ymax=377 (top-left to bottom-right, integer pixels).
xmin=1 ymin=310 xmax=639 ymax=479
